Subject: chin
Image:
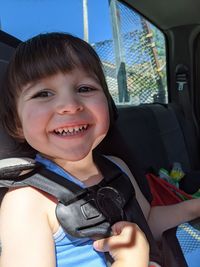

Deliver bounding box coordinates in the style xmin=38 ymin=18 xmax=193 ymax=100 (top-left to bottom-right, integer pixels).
xmin=54 ymin=149 xmax=92 ymax=162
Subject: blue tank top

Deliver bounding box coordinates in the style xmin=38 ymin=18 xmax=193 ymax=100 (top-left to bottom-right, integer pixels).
xmin=35 ymin=154 xmax=107 ymax=267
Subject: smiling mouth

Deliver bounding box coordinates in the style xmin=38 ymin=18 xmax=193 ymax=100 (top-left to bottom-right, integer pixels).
xmin=53 ymin=124 xmax=89 ymax=136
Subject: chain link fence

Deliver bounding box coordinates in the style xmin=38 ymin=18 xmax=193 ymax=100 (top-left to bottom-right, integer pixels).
xmin=92 ymin=0 xmax=167 ymax=105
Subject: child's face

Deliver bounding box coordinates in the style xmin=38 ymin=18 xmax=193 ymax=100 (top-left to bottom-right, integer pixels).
xmin=17 ymin=68 xmax=110 ymax=163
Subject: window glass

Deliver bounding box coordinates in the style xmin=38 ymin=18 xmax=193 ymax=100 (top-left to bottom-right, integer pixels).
xmin=0 ymin=0 xmax=167 ymax=105
xmin=95 ymin=0 xmax=167 ymax=105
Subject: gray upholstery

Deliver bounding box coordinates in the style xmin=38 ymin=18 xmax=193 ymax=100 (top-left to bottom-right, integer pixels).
xmin=97 ymin=104 xmax=200 ymax=199
xmin=99 ymin=104 xmax=200 ymax=173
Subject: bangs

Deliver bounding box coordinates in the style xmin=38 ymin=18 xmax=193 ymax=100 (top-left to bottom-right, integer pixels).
xmin=10 ymin=33 xmax=104 ymax=91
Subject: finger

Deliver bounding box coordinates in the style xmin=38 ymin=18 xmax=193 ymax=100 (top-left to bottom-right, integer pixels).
xmin=93 ymin=238 xmax=109 ymax=252
xmin=93 ymin=234 xmax=124 ymax=252
xmin=112 ymin=221 xmax=138 ymax=235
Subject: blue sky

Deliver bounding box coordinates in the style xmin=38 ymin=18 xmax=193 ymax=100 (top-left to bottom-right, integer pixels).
xmin=0 ymin=0 xmax=112 ymax=43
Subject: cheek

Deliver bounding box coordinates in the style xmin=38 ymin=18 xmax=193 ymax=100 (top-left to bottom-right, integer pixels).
xmin=93 ymin=97 xmax=110 ymax=130
xmin=19 ymin=104 xmax=49 ymax=134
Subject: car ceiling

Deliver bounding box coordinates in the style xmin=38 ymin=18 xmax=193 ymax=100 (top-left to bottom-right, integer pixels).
xmin=123 ymin=0 xmax=200 ymax=30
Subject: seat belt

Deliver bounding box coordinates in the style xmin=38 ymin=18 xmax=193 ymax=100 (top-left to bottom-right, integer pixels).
xmin=175 ymin=64 xmax=199 ymax=136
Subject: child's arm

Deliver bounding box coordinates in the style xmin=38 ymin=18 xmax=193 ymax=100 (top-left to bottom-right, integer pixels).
xmin=148 ymin=199 xmax=200 ymax=240
xmin=108 ymin=156 xmax=200 ymax=241
xmin=93 ymin=221 xmax=149 ymax=267
xmin=0 ymin=187 xmax=56 ymax=267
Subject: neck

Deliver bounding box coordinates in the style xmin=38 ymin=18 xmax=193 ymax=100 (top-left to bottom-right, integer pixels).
xmin=53 ymin=153 xmax=103 ymax=185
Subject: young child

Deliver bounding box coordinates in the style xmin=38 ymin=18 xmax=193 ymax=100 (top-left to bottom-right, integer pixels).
xmin=0 ymin=32 xmax=200 ymax=267
xmin=0 ymin=32 xmax=150 ymax=267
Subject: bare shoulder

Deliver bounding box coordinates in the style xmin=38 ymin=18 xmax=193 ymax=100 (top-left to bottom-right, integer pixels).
xmin=1 ymin=186 xmax=53 ymax=210
xmin=0 ymin=186 xmax=57 ymax=230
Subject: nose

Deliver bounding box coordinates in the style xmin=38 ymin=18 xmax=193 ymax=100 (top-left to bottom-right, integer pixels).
xmin=55 ymin=94 xmax=83 ymax=114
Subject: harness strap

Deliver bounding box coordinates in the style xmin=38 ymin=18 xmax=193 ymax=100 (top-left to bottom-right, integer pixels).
xmin=0 ymin=154 xmax=162 ymax=264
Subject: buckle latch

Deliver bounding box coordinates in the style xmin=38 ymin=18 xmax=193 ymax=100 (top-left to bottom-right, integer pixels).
xmin=176 ymin=73 xmax=187 ymax=91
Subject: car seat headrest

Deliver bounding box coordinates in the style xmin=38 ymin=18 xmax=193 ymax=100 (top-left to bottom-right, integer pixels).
xmin=0 ymin=61 xmax=15 ymax=158
xmin=0 ymin=60 xmax=35 ymax=159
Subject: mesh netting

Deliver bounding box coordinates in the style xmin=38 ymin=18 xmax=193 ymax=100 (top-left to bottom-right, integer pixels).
xmin=177 ymin=223 xmax=200 ymax=255
xmin=92 ymin=0 xmax=167 ymax=105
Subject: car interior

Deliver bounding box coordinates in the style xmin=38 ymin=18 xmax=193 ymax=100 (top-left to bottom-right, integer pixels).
xmin=1 ymin=0 xmax=200 ymax=266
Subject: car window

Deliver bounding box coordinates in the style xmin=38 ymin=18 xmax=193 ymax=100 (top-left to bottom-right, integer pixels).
xmin=0 ymin=0 xmax=167 ymax=105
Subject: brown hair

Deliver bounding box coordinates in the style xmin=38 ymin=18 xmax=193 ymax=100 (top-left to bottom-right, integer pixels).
xmin=0 ymin=32 xmax=117 ymax=141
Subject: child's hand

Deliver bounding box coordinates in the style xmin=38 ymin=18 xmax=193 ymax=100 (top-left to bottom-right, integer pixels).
xmin=93 ymin=221 xmax=149 ymax=267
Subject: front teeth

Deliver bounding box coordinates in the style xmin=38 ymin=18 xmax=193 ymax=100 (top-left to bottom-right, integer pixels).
xmin=54 ymin=125 xmax=88 ymax=135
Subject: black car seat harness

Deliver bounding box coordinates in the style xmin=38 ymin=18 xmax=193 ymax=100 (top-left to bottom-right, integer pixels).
xmin=0 ymin=153 xmax=161 ymax=264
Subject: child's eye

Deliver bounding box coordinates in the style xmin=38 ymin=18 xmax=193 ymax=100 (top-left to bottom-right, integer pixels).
xmin=77 ymin=86 xmax=96 ymax=93
xmin=31 ymin=90 xmax=53 ymax=98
